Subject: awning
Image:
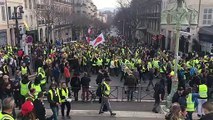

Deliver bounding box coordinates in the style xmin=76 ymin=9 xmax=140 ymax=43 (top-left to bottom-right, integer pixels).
xmin=199 ymin=25 xmax=213 ymax=36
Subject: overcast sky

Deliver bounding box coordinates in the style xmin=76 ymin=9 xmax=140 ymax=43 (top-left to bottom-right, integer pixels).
xmin=93 ymin=0 xmax=118 ymax=9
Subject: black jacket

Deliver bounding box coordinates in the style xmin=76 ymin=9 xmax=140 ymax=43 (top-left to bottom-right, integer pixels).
xmin=172 ymin=92 xmax=181 ymax=103
xmin=33 ymin=99 xmax=46 ymax=120
xmin=70 ymin=76 xmax=81 ymax=91
xmin=124 ymin=74 xmax=137 ymax=87
xmin=81 ymin=77 xmax=91 ymax=88
xmin=47 ymin=89 xmax=60 ymax=107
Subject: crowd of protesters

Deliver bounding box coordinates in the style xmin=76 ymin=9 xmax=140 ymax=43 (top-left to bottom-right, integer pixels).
xmin=0 ymin=38 xmax=212 ymax=120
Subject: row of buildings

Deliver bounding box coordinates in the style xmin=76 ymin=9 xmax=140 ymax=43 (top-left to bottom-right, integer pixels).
xmin=138 ymin=0 xmax=213 ymax=53
xmin=0 ymin=0 xmax=107 ymax=46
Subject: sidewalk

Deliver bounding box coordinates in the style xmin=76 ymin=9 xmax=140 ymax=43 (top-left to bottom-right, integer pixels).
xmin=45 ymin=109 xmax=165 ymax=119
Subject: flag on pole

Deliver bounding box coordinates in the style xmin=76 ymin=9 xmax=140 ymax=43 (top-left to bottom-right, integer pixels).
xmin=88 ymin=27 xmax=92 ymax=35
xmin=86 ymin=36 xmax=91 ymax=43
xmin=89 ymin=33 xmax=105 ymax=47
xmin=24 ymin=21 xmax=30 ymax=31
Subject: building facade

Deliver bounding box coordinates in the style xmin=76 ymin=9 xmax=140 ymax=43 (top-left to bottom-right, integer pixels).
xmin=72 ymin=0 xmax=97 ymax=19
xmin=0 ymin=0 xmax=24 ymax=46
xmin=140 ymin=0 xmax=162 ymax=48
xmin=36 ymin=0 xmax=73 ymax=42
xmin=161 ymin=0 xmax=213 ymax=53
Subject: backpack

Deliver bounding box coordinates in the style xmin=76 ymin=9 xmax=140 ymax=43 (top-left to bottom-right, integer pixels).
xmin=96 ymin=84 xmax=103 ymax=97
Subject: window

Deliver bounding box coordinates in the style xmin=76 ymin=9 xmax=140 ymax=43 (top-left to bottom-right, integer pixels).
xmin=203 ymin=8 xmax=213 ymax=25
xmin=25 ymin=0 xmax=27 ymax=9
xmin=30 ymin=15 xmax=33 ymax=25
xmin=25 ymin=15 xmax=28 ymax=24
xmin=29 ymin=0 xmax=32 ymax=9
xmin=8 ymin=7 xmax=12 ymax=20
xmin=1 ymin=6 xmax=6 ymax=21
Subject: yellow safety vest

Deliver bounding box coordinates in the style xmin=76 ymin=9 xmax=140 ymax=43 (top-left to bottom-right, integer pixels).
xmin=21 ymin=66 xmax=28 ymax=75
xmin=39 ymin=72 xmax=46 ymax=85
xmin=186 ymin=93 xmax=195 ymax=112
xmin=199 ymin=84 xmax=208 ymax=98
xmin=3 ymin=65 xmax=8 ymax=73
xmin=60 ymin=88 xmax=69 ymax=102
xmin=96 ymin=58 xmax=102 ymax=66
xmin=148 ymin=62 xmax=152 ymax=71
xmin=48 ymin=89 xmax=61 ymax=103
xmin=102 ymin=81 xmax=110 ymax=96
xmin=20 ymin=81 xmax=30 ymax=96
xmin=31 ymin=83 xmax=42 ymax=98
xmin=0 ymin=112 xmax=14 ymax=120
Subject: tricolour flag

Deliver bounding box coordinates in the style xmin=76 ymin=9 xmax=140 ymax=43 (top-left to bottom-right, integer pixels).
xmin=89 ymin=33 xmax=105 ymax=47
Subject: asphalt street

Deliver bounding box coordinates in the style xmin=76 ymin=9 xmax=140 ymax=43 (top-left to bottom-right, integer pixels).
xmin=69 ymin=116 xmax=164 ymax=120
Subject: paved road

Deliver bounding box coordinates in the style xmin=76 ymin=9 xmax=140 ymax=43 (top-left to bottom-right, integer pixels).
xmin=69 ymin=116 xmax=164 ymax=120
xmin=44 ymin=101 xmax=157 ymax=111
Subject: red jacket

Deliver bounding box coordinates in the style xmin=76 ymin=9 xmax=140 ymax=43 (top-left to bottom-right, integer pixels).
xmin=64 ymin=66 xmax=70 ymax=78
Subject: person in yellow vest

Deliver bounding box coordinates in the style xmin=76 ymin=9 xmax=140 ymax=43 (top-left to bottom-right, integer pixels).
xmin=20 ymin=75 xmax=32 ymax=107
xmin=197 ymin=80 xmax=208 ymax=117
xmin=20 ymin=63 xmax=30 ymax=77
xmin=37 ymin=67 xmax=46 ymax=91
xmin=31 ymin=77 xmax=42 ymax=99
xmin=0 ymin=97 xmax=15 ymax=120
xmin=99 ymin=78 xmax=116 ymax=116
xmin=47 ymin=82 xmax=61 ymax=120
xmin=2 ymin=62 xmax=9 ymax=75
xmin=186 ymin=87 xmax=199 ymax=120
xmin=59 ymin=82 xmax=71 ymax=119
xmin=96 ymin=57 xmax=103 ymax=73
xmin=146 ymin=59 xmax=154 ymax=91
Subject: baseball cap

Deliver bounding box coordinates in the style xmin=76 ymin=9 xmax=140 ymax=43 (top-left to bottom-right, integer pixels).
xmin=21 ymin=101 xmax=34 ymax=116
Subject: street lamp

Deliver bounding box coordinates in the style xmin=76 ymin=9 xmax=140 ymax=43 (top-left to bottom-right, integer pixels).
xmin=12 ymin=5 xmax=24 ymax=47
xmin=160 ymin=0 xmax=198 ymax=107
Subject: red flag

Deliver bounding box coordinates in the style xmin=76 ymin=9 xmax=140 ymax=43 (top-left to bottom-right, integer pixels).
xmin=89 ymin=33 xmax=105 ymax=47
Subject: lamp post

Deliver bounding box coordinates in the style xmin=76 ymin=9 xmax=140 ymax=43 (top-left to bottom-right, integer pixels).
xmin=160 ymin=0 xmax=198 ymax=107
xmin=12 ymin=5 xmax=24 ymax=47
xmin=13 ymin=5 xmax=24 ymax=47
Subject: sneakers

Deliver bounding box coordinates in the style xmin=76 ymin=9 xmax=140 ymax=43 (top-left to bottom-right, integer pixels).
xmin=62 ymin=116 xmax=65 ymax=120
xmin=99 ymin=111 xmax=104 ymax=114
xmin=111 ymin=113 xmax=116 ymax=116
xmin=67 ymin=116 xmax=71 ymax=119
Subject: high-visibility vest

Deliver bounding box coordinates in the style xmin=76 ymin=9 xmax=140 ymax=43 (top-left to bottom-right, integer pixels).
xmin=199 ymin=84 xmax=208 ymax=98
xmin=105 ymin=59 xmax=110 ymax=65
xmin=60 ymin=88 xmax=69 ymax=102
xmin=142 ymin=65 xmax=146 ymax=72
xmin=25 ymin=96 xmax=35 ymax=101
xmin=3 ymin=65 xmax=8 ymax=73
xmin=48 ymin=89 xmax=61 ymax=103
xmin=39 ymin=72 xmax=46 ymax=85
xmin=0 ymin=112 xmax=14 ymax=120
xmin=20 ymin=81 xmax=30 ymax=96
xmin=186 ymin=93 xmax=195 ymax=112
xmin=21 ymin=66 xmax=28 ymax=75
xmin=31 ymin=83 xmax=42 ymax=97
xmin=102 ymin=81 xmax=110 ymax=96
xmin=148 ymin=62 xmax=152 ymax=71
xmin=96 ymin=58 xmax=102 ymax=66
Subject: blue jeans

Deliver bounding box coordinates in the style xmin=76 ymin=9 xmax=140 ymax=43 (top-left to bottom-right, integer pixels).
xmin=50 ymin=106 xmax=59 ymax=120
